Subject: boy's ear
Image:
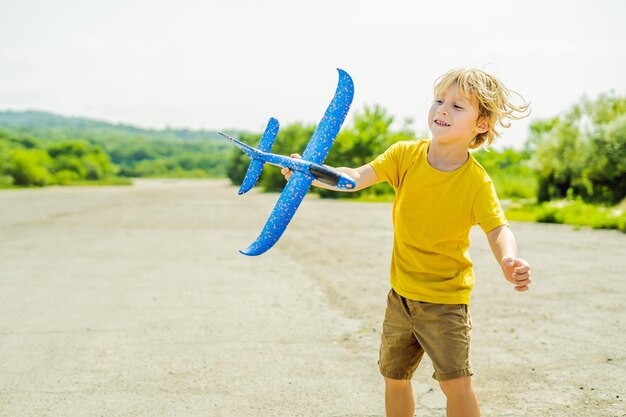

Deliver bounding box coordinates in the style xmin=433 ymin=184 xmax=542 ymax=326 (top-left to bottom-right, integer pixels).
xmin=476 ymin=117 xmax=489 ymax=134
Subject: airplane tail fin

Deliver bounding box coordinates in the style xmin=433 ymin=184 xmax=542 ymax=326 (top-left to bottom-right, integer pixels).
xmin=238 ymin=159 xmax=264 ymax=195
xmin=257 ymin=117 xmax=279 ymax=152
xmin=226 ymin=118 xmax=280 ymax=195
xmin=218 ymin=132 xmax=258 ymax=157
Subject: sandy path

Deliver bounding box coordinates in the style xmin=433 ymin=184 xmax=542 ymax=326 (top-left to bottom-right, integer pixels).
xmin=0 ymin=179 xmax=624 ymax=417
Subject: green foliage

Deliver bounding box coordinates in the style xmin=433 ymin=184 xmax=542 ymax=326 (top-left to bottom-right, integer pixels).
xmin=330 ymin=105 xmax=399 ymax=167
xmin=504 ymin=199 xmax=626 ymax=233
xmin=473 ymin=147 xmax=536 ymax=199
xmin=48 ymin=140 xmax=117 ymax=181
xmin=0 ymin=111 xmax=232 ymax=185
xmin=101 ymin=137 xmax=230 ymax=178
xmin=0 ymin=130 xmax=118 ymax=186
xmin=529 ymin=93 xmax=626 ymax=204
xmin=535 ymin=199 xmax=626 ymax=232
xmin=7 ymin=149 xmax=54 ymax=186
xmin=502 ymin=202 xmax=539 ymax=223
xmin=490 ymin=172 xmax=537 ymax=200
xmin=584 ymin=114 xmax=626 ymax=202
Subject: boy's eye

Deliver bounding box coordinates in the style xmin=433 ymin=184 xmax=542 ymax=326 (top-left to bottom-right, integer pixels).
xmin=435 ymin=99 xmax=443 ymax=104
xmin=454 ymin=104 xmax=463 ymax=109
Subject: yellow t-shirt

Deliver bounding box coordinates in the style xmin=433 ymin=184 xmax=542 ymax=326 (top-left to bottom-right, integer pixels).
xmin=369 ymin=139 xmax=508 ymax=305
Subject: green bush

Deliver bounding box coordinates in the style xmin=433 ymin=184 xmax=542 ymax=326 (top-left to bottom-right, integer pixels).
xmin=535 ymin=199 xmax=626 ymax=232
xmin=8 ymin=149 xmax=53 ymax=186
xmin=0 ymin=175 xmax=14 ymax=187
xmin=535 ymin=205 xmax=559 ymax=223
xmin=54 ymin=169 xmax=81 ymax=185
xmin=47 ymin=140 xmax=116 ymax=181
xmin=472 ymin=146 xmax=537 ymax=200
xmin=490 ymin=172 xmax=537 ymax=199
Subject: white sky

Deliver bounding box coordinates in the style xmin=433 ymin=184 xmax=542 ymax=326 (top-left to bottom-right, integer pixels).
xmin=1 ymin=0 xmax=625 ymax=148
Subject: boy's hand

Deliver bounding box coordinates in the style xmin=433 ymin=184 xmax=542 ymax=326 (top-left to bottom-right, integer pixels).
xmin=280 ymin=153 xmax=301 ymax=181
xmin=500 ymin=256 xmax=532 ymax=292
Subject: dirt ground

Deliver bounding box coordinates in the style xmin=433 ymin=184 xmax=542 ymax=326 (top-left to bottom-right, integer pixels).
xmin=0 ymin=179 xmax=624 ymax=417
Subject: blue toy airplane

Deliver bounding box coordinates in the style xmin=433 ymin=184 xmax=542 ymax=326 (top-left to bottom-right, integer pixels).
xmin=219 ymin=68 xmax=355 ymax=256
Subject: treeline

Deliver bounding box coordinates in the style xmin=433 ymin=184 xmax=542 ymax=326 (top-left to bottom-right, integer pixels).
xmin=2 ymin=90 xmax=624 ymax=225
xmin=97 ymin=135 xmax=229 ymax=178
xmin=0 ymin=111 xmax=225 ymax=141
xmin=0 ymin=111 xmax=231 ymax=187
xmin=0 ymin=131 xmax=118 ymax=186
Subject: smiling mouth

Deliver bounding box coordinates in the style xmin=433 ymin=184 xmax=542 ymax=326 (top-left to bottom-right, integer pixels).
xmin=434 ymin=119 xmax=450 ymax=127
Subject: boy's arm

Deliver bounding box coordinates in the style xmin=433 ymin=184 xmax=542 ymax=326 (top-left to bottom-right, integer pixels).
xmin=486 ymin=225 xmax=532 ymax=292
xmin=281 ymin=154 xmax=379 ymax=192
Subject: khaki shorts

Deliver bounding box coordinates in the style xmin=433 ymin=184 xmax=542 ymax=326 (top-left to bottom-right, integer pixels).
xmin=379 ymin=289 xmax=473 ymax=381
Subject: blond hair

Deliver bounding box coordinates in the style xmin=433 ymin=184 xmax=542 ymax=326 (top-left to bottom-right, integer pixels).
xmin=433 ymin=68 xmax=530 ymax=149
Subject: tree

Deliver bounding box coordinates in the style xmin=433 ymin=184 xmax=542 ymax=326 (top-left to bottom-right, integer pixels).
xmin=529 ymin=93 xmax=626 ymax=204
xmin=47 ymin=140 xmax=117 ymax=181
xmin=584 ymin=114 xmax=626 ymax=204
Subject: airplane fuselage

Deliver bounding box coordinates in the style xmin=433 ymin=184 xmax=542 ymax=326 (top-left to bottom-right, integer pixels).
xmin=251 ymin=149 xmax=356 ymax=190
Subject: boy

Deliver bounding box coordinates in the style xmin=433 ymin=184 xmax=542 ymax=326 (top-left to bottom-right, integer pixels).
xmin=282 ymin=68 xmax=532 ymax=417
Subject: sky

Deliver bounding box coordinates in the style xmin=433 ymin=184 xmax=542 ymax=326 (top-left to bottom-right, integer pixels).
xmin=1 ymin=0 xmax=625 ymax=148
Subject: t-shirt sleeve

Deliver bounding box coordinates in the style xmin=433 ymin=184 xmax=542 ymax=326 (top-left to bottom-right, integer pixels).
xmin=472 ymin=180 xmax=509 ymax=233
xmin=368 ymin=141 xmax=405 ymax=189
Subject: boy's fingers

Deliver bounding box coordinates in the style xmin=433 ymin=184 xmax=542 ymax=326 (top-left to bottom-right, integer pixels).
xmin=282 ymin=153 xmax=299 ymax=179
xmin=513 ymin=271 xmax=532 ymax=289
xmin=503 ymin=259 xmax=531 ymax=292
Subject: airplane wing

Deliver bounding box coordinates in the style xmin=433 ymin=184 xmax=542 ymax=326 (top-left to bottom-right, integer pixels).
xmin=301 ymin=68 xmax=354 ymax=164
xmin=240 ymin=170 xmax=314 ymax=256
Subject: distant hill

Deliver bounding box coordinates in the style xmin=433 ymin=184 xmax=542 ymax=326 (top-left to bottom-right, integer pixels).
xmin=0 ymin=110 xmax=239 ymax=142
xmin=0 ymin=110 xmax=245 ymax=183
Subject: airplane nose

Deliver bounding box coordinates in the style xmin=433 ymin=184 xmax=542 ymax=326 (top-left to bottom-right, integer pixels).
xmin=337 ymin=174 xmax=356 ymax=189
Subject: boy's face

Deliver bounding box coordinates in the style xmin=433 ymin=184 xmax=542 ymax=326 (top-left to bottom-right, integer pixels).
xmin=428 ymin=85 xmax=488 ymax=147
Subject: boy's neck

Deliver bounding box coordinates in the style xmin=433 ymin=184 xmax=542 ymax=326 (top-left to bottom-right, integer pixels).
xmin=427 ymin=140 xmax=470 ymax=172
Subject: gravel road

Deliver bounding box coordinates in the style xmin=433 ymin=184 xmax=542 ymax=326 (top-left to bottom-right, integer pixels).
xmin=0 ymin=179 xmax=624 ymax=417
